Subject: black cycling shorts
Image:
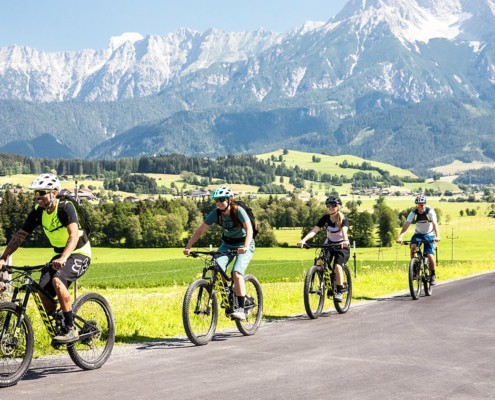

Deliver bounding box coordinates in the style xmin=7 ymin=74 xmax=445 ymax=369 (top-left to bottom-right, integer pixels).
xmin=39 ymin=253 xmax=91 ymax=298
xmin=327 ymin=247 xmax=350 ymax=267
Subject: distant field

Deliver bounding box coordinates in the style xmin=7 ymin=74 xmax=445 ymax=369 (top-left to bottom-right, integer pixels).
xmin=0 ymin=150 xmax=468 ymax=199
xmin=432 ymin=160 xmax=495 ymax=175
xmin=256 ymin=149 xmax=417 ymax=178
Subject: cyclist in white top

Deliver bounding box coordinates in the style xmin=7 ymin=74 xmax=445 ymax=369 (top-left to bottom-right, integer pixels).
xmin=397 ymin=194 xmax=441 ymax=285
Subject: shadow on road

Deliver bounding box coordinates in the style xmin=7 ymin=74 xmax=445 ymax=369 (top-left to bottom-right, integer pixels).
xmin=354 ymin=294 xmax=412 ymax=302
xmin=24 ymin=365 xmax=81 ymax=382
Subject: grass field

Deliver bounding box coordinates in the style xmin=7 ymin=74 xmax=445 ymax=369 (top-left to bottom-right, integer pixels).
xmin=6 ymin=206 xmax=494 ymax=358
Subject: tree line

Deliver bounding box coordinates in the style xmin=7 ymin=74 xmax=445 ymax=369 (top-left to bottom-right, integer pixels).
xmin=0 ymin=152 xmax=422 ymax=195
xmin=0 ymin=190 xmax=438 ymax=249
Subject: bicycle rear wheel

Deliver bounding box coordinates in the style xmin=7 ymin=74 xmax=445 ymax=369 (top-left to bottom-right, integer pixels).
xmin=303 ymin=265 xmax=325 ymax=319
xmin=182 ymin=279 xmax=218 ymax=345
xmin=68 ymin=292 xmax=115 ymax=370
xmin=0 ymin=302 xmax=34 ymax=387
xmin=334 ymin=265 xmax=352 ymax=314
xmin=408 ymin=258 xmax=421 ymax=300
xmin=235 ymin=274 xmax=263 ymax=336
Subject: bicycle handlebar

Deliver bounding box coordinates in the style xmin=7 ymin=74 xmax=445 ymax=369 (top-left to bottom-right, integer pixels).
xmin=1 ymin=264 xmax=48 ymax=273
xmin=301 ymin=243 xmax=346 ymax=250
xmin=188 ymin=249 xmax=238 ymax=258
xmin=400 ymin=240 xmax=435 ymax=245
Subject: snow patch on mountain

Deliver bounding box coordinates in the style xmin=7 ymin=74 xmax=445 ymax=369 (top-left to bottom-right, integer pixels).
xmin=109 ymin=33 xmax=144 ymax=51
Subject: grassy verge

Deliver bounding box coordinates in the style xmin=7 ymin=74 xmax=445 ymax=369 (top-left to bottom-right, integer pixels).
xmin=8 ymin=246 xmax=493 ymax=358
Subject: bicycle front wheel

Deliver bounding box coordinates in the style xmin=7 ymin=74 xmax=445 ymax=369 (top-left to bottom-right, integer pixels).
xmin=334 ymin=265 xmax=352 ymax=314
xmin=235 ymin=274 xmax=263 ymax=336
xmin=424 ymin=266 xmax=433 ymax=296
xmin=408 ymin=258 xmax=422 ymax=300
xmin=0 ymin=302 xmax=34 ymax=388
xmin=182 ymin=279 xmax=218 ymax=346
xmin=303 ymin=265 xmax=325 ymax=319
xmin=68 ymin=292 xmax=115 ymax=370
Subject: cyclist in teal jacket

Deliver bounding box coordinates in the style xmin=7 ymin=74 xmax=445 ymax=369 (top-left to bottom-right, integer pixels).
xmin=184 ymin=186 xmax=255 ymax=320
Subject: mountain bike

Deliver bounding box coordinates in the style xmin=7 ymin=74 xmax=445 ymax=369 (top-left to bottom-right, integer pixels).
xmin=182 ymin=250 xmax=263 ymax=346
xmin=0 ymin=263 xmax=115 ymax=388
xmin=402 ymin=240 xmax=434 ymax=300
xmin=302 ymin=243 xmax=352 ymax=319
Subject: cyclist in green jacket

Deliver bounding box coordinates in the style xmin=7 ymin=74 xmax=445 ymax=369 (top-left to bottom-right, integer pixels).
xmin=0 ymin=173 xmax=91 ymax=343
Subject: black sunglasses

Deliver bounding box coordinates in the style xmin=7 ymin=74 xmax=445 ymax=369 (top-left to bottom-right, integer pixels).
xmin=34 ymin=190 xmax=49 ymax=197
xmin=215 ymin=197 xmax=228 ymax=202
xmin=327 ymin=202 xmax=338 ymax=207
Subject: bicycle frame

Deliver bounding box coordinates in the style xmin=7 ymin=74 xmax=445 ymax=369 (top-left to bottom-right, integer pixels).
xmin=405 ymin=240 xmax=433 ymax=271
xmin=402 ymin=240 xmax=435 ymax=299
xmin=194 ymin=251 xmax=236 ymax=314
xmin=5 ymin=265 xmax=61 ymax=340
xmin=310 ymin=245 xmax=345 ymax=294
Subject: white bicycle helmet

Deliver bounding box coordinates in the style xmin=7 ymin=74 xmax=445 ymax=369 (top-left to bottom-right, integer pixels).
xmin=28 ymin=173 xmax=61 ymax=191
xmin=415 ymin=193 xmax=427 ymax=204
xmin=211 ymin=185 xmax=234 ymax=199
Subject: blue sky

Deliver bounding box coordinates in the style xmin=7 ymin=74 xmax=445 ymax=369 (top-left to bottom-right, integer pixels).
xmin=0 ymin=0 xmax=348 ymax=51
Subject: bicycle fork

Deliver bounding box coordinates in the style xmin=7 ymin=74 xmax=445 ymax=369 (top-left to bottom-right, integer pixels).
xmin=0 ymin=286 xmax=32 ymax=351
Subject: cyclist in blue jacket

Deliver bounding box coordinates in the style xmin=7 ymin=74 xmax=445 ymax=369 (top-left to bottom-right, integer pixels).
xmin=397 ymin=194 xmax=441 ymax=285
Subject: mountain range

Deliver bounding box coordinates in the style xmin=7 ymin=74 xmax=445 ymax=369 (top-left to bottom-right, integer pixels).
xmin=1 ymin=0 xmax=495 ymax=171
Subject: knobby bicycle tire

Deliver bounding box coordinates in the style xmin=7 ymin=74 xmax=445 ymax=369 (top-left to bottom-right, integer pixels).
xmin=235 ymin=274 xmax=263 ymax=336
xmin=334 ymin=265 xmax=352 ymax=314
xmin=408 ymin=258 xmax=422 ymax=300
xmin=303 ymin=265 xmax=325 ymax=319
xmin=68 ymin=292 xmax=115 ymax=370
xmin=0 ymin=302 xmax=34 ymax=387
xmin=182 ymin=279 xmax=218 ymax=346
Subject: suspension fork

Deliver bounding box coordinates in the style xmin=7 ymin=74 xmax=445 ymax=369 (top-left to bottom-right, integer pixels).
xmin=0 ymin=285 xmax=30 ymax=341
xmin=193 ymin=268 xmax=215 ymax=314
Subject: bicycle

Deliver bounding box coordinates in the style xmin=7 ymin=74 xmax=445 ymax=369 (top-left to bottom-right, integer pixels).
xmin=182 ymin=250 xmax=263 ymax=346
xmin=401 ymin=240 xmax=435 ymax=300
xmin=0 ymin=263 xmax=115 ymax=387
xmin=302 ymin=243 xmax=352 ymax=319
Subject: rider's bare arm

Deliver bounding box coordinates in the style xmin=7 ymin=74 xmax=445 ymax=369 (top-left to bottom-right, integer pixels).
xmin=297 ymin=226 xmax=320 ymax=248
xmin=0 ymin=229 xmax=28 ymax=264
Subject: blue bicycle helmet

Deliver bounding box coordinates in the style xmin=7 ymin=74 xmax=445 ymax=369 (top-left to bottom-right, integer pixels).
xmin=211 ymin=185 xmax=234 ymax=199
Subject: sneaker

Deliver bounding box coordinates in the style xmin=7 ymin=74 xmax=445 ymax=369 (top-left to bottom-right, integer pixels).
xmin=231 ymin=308 xmax=246 ymax=321
xmin=334 ymin=292 xmax=343 ymax=302
xmin=53 ymin=327 xmax=79 ymax=343
xmin=430 ymin=274 xmax=437 ymax=286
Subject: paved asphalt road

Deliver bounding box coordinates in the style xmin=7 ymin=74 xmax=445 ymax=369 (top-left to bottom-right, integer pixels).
xmin=2 ymin=272 xmax=495 ymax=400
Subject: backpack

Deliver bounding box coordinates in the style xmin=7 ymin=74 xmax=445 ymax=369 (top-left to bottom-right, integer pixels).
xmin=217 ymin=200 xmax=259 ymax=239
xmin=413 ymin=206 xmax=432 ymax=223
xmin=56 ymin=194 xmax=92 ymax=238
